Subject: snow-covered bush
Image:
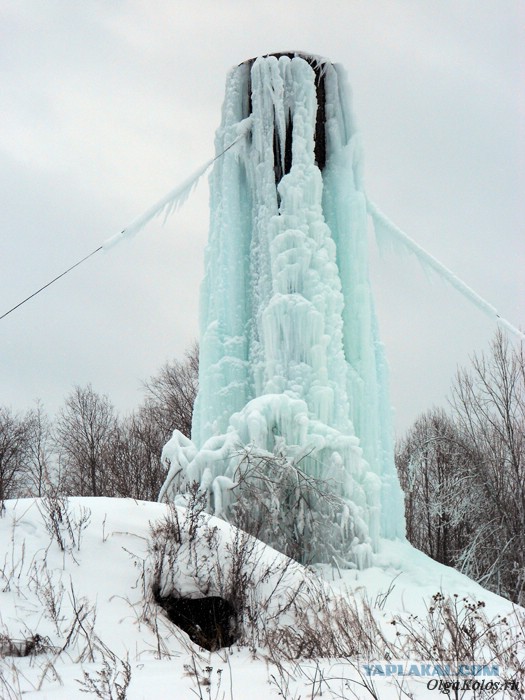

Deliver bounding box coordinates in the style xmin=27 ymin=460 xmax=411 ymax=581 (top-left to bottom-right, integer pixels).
xmin=227 ymin=447 xmax=371 ymax=567
xmin=147 ymin=487 xmax=310 ymax=651
xmin=160 ymin=434 xmax=375 ymax=569
xmin=147 ymin=484 xmax=389 ymax=657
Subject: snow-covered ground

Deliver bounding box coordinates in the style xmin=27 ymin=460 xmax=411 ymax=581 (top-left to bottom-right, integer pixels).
xmin=0 ymin=497 xmax=522 ymax=699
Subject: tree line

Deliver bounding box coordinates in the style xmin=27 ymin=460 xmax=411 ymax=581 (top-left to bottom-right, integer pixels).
xmin=0 ymin=343 xmax=198 ymax=504
xmin=396 ymin=331 xmax=525 ymax=605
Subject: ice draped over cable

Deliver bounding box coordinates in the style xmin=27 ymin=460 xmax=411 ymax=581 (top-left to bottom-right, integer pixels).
xmin=160 ymin=54 xmax=405 ymax=565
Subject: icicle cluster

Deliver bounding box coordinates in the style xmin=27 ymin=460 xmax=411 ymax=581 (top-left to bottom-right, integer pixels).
xmin=160 ymin=54 xmax=405 ymax=566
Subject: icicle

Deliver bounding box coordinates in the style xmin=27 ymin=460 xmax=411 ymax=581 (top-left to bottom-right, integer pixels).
xmin=367 ymin=199 xmax=525 ymax=342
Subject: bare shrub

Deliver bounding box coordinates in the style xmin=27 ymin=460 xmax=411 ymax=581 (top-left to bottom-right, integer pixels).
xmin=37 ymin=493 xmax=91 ymax=553
xmin=0 ymin=664 xmax=23 ymax=700
xmin=27 ymin=559 xmax=66 ymax=635
xmin=147 ymin=492 xmax=303 ymax=650
xmin=392 ymin=592 xmax=525 ymax=699
xmin=183 ymin=654 xmax=227 ymax=700
xmin=162 ymin=444 xmax=373 ymax=569
xmin=76 ymin=641 xmax=131 ymax=699
xmin=59 ymin=583 xmax=98 ymax=662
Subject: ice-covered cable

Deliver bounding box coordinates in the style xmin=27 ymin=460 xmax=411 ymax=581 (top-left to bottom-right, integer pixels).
xmin=367 ymin=199 xmax=525 ymax=342
xmin=0 ymin=124 xmax=251 ymax=321
xmin=103 ymin=119 xmax=252 ymax=250
xmin=0 ymin=247 xmax=103 ymax=321
xmin=102 ymin=159 xmax=214 ymax=251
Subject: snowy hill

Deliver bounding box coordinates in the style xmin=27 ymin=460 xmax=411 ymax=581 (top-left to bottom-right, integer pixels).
xmin=0 ymin=497 xmax=523 ymax=699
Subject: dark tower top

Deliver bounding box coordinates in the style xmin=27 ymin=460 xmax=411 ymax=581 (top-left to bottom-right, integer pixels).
xmin=241 ymin=52 xmax=328 ymax=180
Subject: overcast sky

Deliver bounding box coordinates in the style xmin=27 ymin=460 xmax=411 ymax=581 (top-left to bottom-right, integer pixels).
xmin=1 ymin=0 xmax=523 ymax=436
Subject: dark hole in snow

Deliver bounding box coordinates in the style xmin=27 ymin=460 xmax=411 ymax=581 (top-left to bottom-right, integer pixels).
xmin=242 ymin=51 xmax=327 ymax=181
xmin=154 ymin=589 xmax=238 ymax=651
xmin=0 ymin=634 xmax=48 ymax=657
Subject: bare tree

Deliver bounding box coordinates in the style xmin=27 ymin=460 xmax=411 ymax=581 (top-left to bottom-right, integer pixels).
xmin=55 ymin=385 xmax=118 ymax=496
xmin=451 ymin=330 xmax=525 ymax=604
xmin=24 ymin=400 xmax=53 ymax=497
xmin=397 ymin=331 xmax=525 ymax=604
xmin=142 ymin=342 xmax=198 ymax=440
xmin=107 ymin=408 xmax=168 ymax=501
xmin=0 ymin=406 xmax=31 ymax=505
xmin=50 ymin=346 xmax=198 ymax=501
xmin=396 ymin=407 xmax=474 ymax=567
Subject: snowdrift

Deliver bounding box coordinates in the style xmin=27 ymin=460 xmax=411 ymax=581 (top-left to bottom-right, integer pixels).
xmin=0 ymin=496 xmax=523 ymax=698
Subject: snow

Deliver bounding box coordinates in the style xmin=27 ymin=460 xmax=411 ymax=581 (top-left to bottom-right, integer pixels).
xmin=161 ymin=54 xmax=405 ymax=564
xmin=0 ymin=497 xmax=522 ymax=699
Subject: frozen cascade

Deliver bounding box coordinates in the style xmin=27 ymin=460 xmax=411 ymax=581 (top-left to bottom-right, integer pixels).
xmin=159 ymin=53 xmax=405 ymax=566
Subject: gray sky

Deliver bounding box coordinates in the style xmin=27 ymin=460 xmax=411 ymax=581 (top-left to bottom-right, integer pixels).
xmin=1 ymin=0 xmax=523 ymax=436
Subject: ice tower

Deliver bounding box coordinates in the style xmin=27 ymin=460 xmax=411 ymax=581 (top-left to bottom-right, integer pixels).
xmin=160 ymin=53 xmax=405 ymax=566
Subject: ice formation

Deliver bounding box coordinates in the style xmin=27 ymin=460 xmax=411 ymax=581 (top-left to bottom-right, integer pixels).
xmin=160 ymin=53 xmax=406 ymax=566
